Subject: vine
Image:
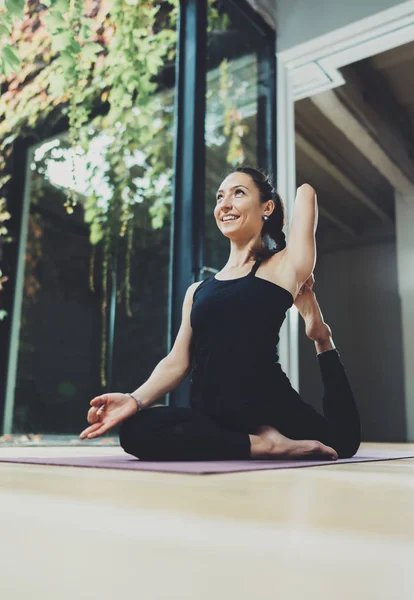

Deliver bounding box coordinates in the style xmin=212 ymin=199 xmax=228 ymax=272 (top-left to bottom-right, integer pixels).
xmin=219 ymin=57 xmax=249 ymax=165
xmin=0 ymin=0 xmax=248 ymax=387
xmin=0 ymin=0 xmax=179 ymax=386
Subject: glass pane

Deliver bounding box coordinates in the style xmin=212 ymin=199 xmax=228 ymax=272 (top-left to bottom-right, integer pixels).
xmin=11 ymin=12 xmax=177 ymax=436
xmin=13 ymin=166 xmax=102 ymax=434
xmin=111 ymin=102 xmax=176 ymax=399
xmin=204 ymin=0 xmax=266 ymax=271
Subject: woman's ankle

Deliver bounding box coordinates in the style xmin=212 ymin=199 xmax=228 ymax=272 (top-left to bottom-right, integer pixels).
xmin=315 ymin=335 xmax=336 ymax=355
xmin=249 ymin=434 xmax=273 ymax=458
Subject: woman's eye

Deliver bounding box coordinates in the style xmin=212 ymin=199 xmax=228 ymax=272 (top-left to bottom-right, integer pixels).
xmin=216 ymin=189 xmax=244 ymax=202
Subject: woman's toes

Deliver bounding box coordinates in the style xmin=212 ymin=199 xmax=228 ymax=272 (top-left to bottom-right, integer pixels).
xmin=298 ymin=440 xmax=337 ymax=460
xmin=253 ymin=426 xmax=339 ymax=461
xmin=312 ymin=441 xmax=338 ymax=460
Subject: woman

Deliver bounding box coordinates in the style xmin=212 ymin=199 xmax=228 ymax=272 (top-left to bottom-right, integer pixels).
xmin=79 ymin=167 xmax=361 ymax=461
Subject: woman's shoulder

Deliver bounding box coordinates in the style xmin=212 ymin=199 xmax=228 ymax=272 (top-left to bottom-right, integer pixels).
xmin=190 ymin=276 xmax=213 ymax=301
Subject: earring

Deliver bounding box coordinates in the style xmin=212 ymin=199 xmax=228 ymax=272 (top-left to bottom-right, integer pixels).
xmin=262 ymin=215 xmax=269 ymax=221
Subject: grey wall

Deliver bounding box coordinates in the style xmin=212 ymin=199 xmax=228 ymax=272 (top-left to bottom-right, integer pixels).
xmin=298 ymin=240 xmax=406 ymax=442
xmin=395 ymin=193 xmax=414 ymax=441
xmin=276 ymin=0 xmax=406 ymax=51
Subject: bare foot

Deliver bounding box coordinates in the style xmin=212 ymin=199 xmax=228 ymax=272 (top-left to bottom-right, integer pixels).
xmin=294 ymin=275 xmax=332 ymax=343
xmin=254 ymin=424 xmax=338 ymax=460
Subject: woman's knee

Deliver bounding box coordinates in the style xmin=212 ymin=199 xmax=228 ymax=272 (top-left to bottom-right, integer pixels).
xmin=119 ymin=414 xmax=139 ymax=455
xmin=118 ymin=411 xmax=155 ymax=458
xmin=118 ymin=407 xmax=194 ymax=461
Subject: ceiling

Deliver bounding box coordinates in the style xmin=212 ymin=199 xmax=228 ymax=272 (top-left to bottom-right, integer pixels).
xmin=371 ymin=40 xmax=414 ymax=134
xmin=294 ymin=39 xmax=414 ymax=253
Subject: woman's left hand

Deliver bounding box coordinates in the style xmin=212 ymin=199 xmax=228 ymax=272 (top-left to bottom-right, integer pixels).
xmin=79 ymin=393 xmax=138 ymax=440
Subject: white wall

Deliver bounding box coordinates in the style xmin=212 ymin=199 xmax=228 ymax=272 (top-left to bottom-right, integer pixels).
xmin=298 ymin=239 xmax=406 ymax=442
xmin=276 ymin=0 xmax=407 ymax=51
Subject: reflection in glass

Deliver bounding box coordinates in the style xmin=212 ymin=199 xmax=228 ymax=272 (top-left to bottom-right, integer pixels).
xmin=12 ymin=76 xmax=176 ymax=435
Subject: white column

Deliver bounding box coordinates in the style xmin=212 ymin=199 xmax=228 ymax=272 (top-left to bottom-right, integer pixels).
xmin=276 ymin=56 xmax=299 ymax=391
xmin=395 ymin=191 xmax=414 ymax=442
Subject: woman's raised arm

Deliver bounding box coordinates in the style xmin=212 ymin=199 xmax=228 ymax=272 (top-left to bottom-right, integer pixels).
xmin=285 ymin=183 xmax=318 ymax=286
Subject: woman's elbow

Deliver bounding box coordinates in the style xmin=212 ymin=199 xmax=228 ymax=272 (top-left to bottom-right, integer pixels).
xmin=297 ymin=183 xmax=316 ymax=195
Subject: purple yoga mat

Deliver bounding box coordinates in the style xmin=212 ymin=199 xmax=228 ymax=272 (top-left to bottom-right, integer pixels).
xmin=0 ymin=448 xmax=413 ymax=474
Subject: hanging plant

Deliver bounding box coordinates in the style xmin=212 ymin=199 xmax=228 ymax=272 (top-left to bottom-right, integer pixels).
xmin=219 ymin=57 xmax=249 ymax=165
xmin=0 ymin=0 xmax=179 ymax=386
xmin=207 ymin=0 xmax=230 ymax=33
xmin=0 ymin=0 xmax=247 ymax=385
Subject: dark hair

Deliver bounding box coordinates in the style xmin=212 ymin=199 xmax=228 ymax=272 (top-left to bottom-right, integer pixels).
xmin=228 ymin=166 xmax=286 ymax=262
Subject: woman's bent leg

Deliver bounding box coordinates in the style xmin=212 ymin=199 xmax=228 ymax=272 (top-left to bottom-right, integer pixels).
xmin=285 ymin=277 xmax=361 ymax=457
xmin=317 ymin=348 xmax=361 ymax=456
xmin=119 ymin=406 xmax=251 ymax=461
xmin=271 ymin=349 xmax=361 ymax=458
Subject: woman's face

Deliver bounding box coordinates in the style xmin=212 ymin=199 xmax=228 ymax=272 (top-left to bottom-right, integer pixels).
xmin=214 ymin=172 xmax=267 ymax=239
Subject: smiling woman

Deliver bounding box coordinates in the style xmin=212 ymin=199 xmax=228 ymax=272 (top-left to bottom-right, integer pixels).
xmin=81 ymin=167 xmax=361 ymax=463
xmin=214 ymin=168 xmax=287 ymax=266
xmin=77 ymin=2 xmax=360 ymax=460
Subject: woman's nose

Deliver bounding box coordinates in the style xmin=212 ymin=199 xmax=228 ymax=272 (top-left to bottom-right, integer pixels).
xmin=221 ymin=193 xmax=233 ymax=207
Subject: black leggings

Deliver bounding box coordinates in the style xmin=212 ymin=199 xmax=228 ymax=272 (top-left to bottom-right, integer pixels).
xmin=119 ymin=349 xmax=361 ymax=461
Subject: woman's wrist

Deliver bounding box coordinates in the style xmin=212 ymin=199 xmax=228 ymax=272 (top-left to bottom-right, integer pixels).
xmin=125 ymin=392 xmax=145 ymax=412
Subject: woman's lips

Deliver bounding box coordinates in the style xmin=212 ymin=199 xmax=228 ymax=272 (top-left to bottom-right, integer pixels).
xmin=222 ymin=216 xmax=240 ymax=223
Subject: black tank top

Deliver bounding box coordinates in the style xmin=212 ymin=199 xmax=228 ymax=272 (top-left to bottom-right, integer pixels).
xmin=189 ymin=258 xmax=294 ymax=428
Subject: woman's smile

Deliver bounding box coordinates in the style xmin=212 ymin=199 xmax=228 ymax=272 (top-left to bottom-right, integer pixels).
xmin=222 ymin=215 xmax=241 ymax=223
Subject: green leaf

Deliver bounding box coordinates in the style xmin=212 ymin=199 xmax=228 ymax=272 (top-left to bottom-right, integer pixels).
xmin=52 ymin=0 xmax=70 ymax=12
xmin=0 ymin=23 xmax=12 ymax=37
xmin=68 ymin=40 xmax=81 ymax=54
xmin=90 ymin=222 xmax=104 ymax=245
xmin=43 ymin=11 xmax=67 ymax=31
xmin=79 ymin=23 xmax=93 ymax=41
xmin=48 ymin=72 xmax=66 ymax=96
xmin=146 ymin=53 xmax=162 ymax=75
xmin=80 ymin=42 xmax=102 ymax=62
xmin=57 ymin=50 xmax=75 ymax=69
xmin=4 ymin=0 xmax=25 ymax=18
xmin=51 ymin=30 xmax=72 ymax=52
xmin=0 ymin=11 xmax=14 ymax=26
xmin=3 ymin=45 xmax=21 ymax=69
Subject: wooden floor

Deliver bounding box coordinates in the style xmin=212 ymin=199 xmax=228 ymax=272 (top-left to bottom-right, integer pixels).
xmin=1 ymin=442 xmax=414 ymax=599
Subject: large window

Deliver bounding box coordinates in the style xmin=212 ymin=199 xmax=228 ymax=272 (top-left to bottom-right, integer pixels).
xmin=5 ymin=35 xmax=177 ymax=436
xmin=1 ymin=0 xmax=275 ymax=434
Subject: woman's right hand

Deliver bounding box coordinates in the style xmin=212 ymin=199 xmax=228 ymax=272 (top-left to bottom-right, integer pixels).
xmin=79 ymin=393 xmax=139 ymax=440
